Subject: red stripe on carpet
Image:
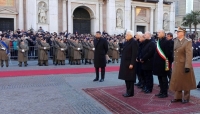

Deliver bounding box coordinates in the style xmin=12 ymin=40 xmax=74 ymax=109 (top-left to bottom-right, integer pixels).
xmin=0 ymin=66 xmax=120 ymax=78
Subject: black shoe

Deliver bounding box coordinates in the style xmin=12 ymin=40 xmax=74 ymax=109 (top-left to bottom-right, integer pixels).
xmin=182 ymin=100 xmax=189 ymax=104
xmin=93 ymin=79 xmax=99 ymax=82
xmin=6 ymin=65 xmax=8 ymax=67
xmin=138 ymin=85 xmax=144 ymax=89
xmin=171 ymin=99 xmax=182 ymax=103
xmin=142 ymin=87 xmax=147 ymax=92
xmin=122 ymin=93 xmax=134 ymax=97
xmin=134 ymin=82 xmax=141 ymax=86
xmin=197 ymin=84 xmax=200 ymax=88
xmin=18 ymin=65 xmax=22 ymax=67
xmin=145 ymin=90 xmax=152 ymax=94
xmin=108 ymin=60 xmax=111 ymax=64
xmin=99 ymin=79 xmax=104 ymax=82
xmin=158 ymin=94 xmax=168 ymax=98
xmin=155 ymin=93 xmax=163 ymax=96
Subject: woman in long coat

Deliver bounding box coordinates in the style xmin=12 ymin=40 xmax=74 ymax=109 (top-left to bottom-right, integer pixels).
xmin=118 ymin=30 xmax=138 ymax=97
xmin=18 ymin=40 xmax=29 ymax=67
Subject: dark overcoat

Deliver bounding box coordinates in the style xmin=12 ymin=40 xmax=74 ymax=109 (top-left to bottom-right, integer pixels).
xmin=140 ymin=39 xmax=156 ymax=70
xmin=118 ymin=38 xmax=139 ymax=81
xmin=93 ymin=37 xmax=108 ymax=68
xmin=153 ymin=37 xmax=173 ymax=76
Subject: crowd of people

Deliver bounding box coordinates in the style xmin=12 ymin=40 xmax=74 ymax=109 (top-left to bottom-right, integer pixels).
xmin=0 ymin=27 xmax=200 ymax=93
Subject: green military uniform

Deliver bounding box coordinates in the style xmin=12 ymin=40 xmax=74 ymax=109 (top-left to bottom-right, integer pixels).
xmin=56 ymin=41 xmax=67 ymax=65
xmin=38 ymin=41 xmax=50 ymax=66
xmin=73 ymin=42 xmax=82 ymax=65
xmin=17 ymin=41 xmax=29 ymax=67
xmin=0 ymin=39 xmax=10 ymax=67
xmin=111 ymin=42 xmax=119 ymax=63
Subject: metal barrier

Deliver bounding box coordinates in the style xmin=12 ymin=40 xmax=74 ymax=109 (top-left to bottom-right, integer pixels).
xmin=10 ymin=46 xmax=55 ymax=60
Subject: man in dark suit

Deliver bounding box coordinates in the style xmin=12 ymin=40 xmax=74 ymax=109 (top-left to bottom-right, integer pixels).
xmin=140 ymin=31 xmax=156 ymax=93
xmin=93 ymin=31 xmax=108 ymax=82
xmin=153 ymin=30 xmax=173 ymax=98
xmin=166 ymin=32 xmax=174 ymax=83
xmin=118 ymin=30 xmax=139 ymax=97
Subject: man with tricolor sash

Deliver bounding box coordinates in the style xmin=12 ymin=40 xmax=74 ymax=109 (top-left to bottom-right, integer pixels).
xmin=0 ymin=34 xmax=10 ymax=67
xmin=153 ymin=30 xmax=174 ymax=98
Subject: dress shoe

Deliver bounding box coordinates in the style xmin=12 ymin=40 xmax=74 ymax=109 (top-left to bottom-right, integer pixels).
xmin=158 ymin=94 xmax=168 ymax=98
xmin=155 ymin=93 xmax=163 ymax=96
xmin=197 ymin=83 xmax=200 ymax=88
xmin=93 ymin=79 xmax=99 ymax=82
xmin=138 ymin=85 xmax=144 ymax=89
xmin=99 ymin=79 xmax=104 ymax=82
xmin=145 ymin=90 xmax=152 ymax=94
xmin=142 ymin=87 xmax=147 ymax=92
xmin=122 ymin=93 xmax=133 ymax=97
xmin=171 ymin=99 xmax=182 ymax=103
xmin=182 ymin=100 xmax=189 ymax=104
xmin=134 ymin=82 xmax=141 ymax=86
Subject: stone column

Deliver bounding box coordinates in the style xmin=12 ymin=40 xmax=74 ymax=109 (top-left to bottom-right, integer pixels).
xmin=18 ymin=0 xmax=24 ymax=29
xmin=67 ymin=0 xmax=72 ymax=33
xmin=156 ymin=0 xmax=163 ymax=31
xmin=63 ymin=0 xmax=67 ymax=31
xmin=150 ymin=7 xmax=154 ymax=34
xmin=49 ymin=0 xmax=58 ymax=33
xmin=99 ymin=3 xmax=103 ymax=32
xmin=106 ymin=0 xmax=115 ymax=35
xmin=124 ymin=0 xmax=131 ymax=30
xmin=26 ymin=0 xmax=37 ymax=31
xmin=170 ymin=2 xmax=175 ymax=33
xmin=131 ymin=5 xmax=136 ymax=33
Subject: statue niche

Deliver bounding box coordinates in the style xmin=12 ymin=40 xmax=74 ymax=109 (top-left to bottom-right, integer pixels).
xmin=38 ymin=2 xmax=48 ymax=23
xmin=116 ymin=9 xmax=123 ymax=28
xmin=163 ymin=13 xmax=169 ymax=31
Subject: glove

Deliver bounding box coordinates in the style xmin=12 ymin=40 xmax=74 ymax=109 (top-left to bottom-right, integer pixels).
xmin=185 ymin=68 xmax=190 ymax=73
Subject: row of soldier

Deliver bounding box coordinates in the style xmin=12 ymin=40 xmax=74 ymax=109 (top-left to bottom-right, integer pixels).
xmin=0 ymin=33 xmax=121 ymax=67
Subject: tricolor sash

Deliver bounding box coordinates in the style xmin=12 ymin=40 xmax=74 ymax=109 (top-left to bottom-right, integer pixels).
xmin=156 ymin=40 xmax=169 ymax=71
xmin=0 ymin=41 xmax=10 ymax=54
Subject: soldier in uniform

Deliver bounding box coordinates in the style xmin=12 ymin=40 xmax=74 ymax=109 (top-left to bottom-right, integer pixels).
xmin=73 ymin=39 xmax=82 ymax=65
xmin=0 ymin=34 xmax=10 ymax=67
xmin=169 ymin=27 xmax=196 ymax=104
xmin=38 ymin=38 xmax=50 ymax=66
xmin=17 ymin=40 xmax=29 ymax=67
xmin=56 ymin=39 xmax=67 ymax=65
xmin=36 ymin=36 xmax=42 ymax=65
xmin=87 ymin=39 xmax=95 ymax=64
xmin=107 ymin=39 xmax=113 ymax=63
xmin=82 ymin=38 xmax=89 ymax=64
xmin=111 ymin=40 xmax=120 ymax=63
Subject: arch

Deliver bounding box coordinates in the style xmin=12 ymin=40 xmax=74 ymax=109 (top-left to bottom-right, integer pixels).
xmin=72 ymin=5 xmax=95 ymax=19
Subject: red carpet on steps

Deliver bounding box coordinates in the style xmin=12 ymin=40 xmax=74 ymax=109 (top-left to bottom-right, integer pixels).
xmin=0 ymin=66 xmax=119 ymax=78
xmin=83 ymin=85 xmax=200 ymax=114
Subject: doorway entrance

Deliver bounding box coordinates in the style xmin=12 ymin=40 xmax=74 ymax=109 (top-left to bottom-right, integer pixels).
xmin=73 ymin=8 xmax=91 ymax=34
xmin=0 ymin=18 xmax=14 ymax=32
xmin=137 ymin=26 xmax=145 ymax=33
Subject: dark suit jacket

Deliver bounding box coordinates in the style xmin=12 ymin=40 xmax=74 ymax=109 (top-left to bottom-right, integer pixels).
xmin=153 ymin=37 xmax=173 ymax=76
xmin=140 ymin=39 xmax=156 ymax=70
xmin=93 ymin=37 xmax=108 ymax=68
xmin=118 ymin=38 xmax=139 ymax=81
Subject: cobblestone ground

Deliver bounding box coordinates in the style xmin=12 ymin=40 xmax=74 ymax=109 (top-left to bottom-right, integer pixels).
xmin=0 ymin=60 xmax=200 ymax=114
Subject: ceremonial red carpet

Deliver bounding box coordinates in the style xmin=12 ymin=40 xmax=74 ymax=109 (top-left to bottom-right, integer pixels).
xmin=83 ymin=85 xmax=200 ymax=114
xmin=0 ymin=66 xmax=119 ymax=77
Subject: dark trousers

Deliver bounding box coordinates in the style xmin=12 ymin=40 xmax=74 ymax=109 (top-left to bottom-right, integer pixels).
xmin=125 ymin=81 xmax=134 ymax=95
xmin=95 ymin=67 xmax=105 ymax=80
xmin=158 ymin=75 xmax=168 ymax=94
xmin=143 ymin=70 xmax=153 ymax=91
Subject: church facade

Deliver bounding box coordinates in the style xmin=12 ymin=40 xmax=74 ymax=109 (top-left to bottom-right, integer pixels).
xmin=0 ymin=0 xmax=175 ymax=35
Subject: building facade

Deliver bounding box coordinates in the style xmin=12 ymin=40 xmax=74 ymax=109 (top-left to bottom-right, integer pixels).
xmin=0 ymin=0 xmax=175 ymax=35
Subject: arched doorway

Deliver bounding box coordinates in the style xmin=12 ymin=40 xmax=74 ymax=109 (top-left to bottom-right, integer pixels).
xmin=73 ymin=7 xmax=91 ymax=34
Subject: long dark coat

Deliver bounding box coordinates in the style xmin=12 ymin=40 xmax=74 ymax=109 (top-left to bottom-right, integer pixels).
xmin=118 ymin=38 xmax=139 ymax=81
xmin=93 ymin=37 xmax=108 ymax=68
xmin=140 ymin=39 xmax=156 ymax=70
xmin=153 ymin=37 xmax=173 ymax=76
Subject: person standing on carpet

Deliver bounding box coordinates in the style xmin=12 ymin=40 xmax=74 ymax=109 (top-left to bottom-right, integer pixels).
xmin=93 ymin=31 xmax=108 ymax=82
xmin=118 ymin=30 xmax=138 ymax=97
xmin=153 ymin=29 xmax=173 ymax=98
xmin=169 ymin=27 xmax=196 ymax=104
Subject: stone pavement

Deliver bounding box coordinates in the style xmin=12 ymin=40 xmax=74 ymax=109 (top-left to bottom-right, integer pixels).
xmin=0 ymin=61 xmax=200 ymax=114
